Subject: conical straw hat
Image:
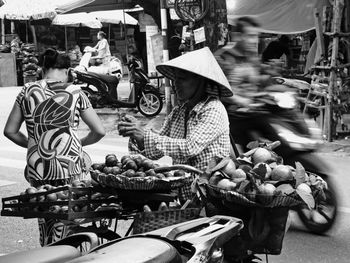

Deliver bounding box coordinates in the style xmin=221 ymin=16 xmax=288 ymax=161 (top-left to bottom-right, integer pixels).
xmin=156 ymin=47 xmax=233 ymax=97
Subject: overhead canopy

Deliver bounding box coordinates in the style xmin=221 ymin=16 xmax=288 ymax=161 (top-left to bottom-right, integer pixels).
xmin=67 ymin=0 xmax=136 ymax=13
xmin=0 ymin=0 xmax=57 ymax=20
xmin=90 ymin=10 xmax=138 ymax=25
xmin=52 ymin=12 xmax=102 ymax=28
xmin=56 ymin=0 xmax=96 ymax=13
xmin=226 ymin=0 xmax=330 ymax=34
xmin=0 ymin=0 xmax=94 ymax=20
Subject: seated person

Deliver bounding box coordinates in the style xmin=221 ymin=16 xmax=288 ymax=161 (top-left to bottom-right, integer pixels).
xmin=90 ymin=31 xmax=111 ymax=66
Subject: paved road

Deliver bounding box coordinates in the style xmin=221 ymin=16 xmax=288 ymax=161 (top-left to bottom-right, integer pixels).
xmin=0 ymin=86 xmax=349 ymax=261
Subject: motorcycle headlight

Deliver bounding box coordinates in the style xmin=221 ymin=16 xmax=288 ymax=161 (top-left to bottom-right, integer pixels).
xmin=271 ymin=92 xmax=297 ymax=109
xmin=271 ymin=124 xmax=320 ymax=150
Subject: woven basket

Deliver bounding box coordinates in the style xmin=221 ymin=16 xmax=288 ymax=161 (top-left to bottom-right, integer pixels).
xmin=132 ymin=208 xmax=202 ymax=234
xmin=207 ymin=185 xmax=303 ymax=208
xmin=92 ymin=170 xmax=192 ymax=191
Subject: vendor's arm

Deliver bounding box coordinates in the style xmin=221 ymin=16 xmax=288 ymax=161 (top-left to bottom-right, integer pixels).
xmin=143 ymin=102 xmax=228 ymax=160
xmin=3 ymin=102 xmax=28 ymax=148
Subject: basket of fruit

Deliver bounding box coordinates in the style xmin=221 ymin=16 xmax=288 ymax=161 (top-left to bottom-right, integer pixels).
xmin=1 ymin=181 xmax=122 ymax=220
xmin=90 ymin=154 xmax=200 ymax=191
xmin=205 ymin=141 xmax=326 ymax=209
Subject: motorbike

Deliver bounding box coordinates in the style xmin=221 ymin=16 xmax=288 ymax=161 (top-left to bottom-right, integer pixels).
xmin=73 ymin=54 xmax=163 ymax=117
xmin=227 ymin=83 xmax=338 ymax=235
xmin=0 ymin=215 xmax=244 ymax=263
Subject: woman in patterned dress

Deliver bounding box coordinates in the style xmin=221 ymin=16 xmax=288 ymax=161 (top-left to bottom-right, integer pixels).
xmin=4 ymin=48 xmax=105 ymax=246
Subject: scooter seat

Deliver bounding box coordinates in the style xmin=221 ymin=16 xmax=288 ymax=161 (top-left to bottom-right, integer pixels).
xmin=87 ymin=71 xmax=119 ymax=85
xmin=66 ymin=237 xmax=182 ymax=263
xmin=0 ymin=245 xmax=80 ymax=263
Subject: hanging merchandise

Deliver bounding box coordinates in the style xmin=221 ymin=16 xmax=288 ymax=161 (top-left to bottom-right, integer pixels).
xmin=193 ymin=26 xmax=206 ymax=44
xmin=174 ymin=0 xmax=209 ymax=22
xmin=21 ymin=43 xmax=39 ymax=84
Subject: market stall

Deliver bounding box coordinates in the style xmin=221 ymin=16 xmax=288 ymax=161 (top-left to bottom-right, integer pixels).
xmin=0 ymin=0 xmax=96 ymax=85
xmin=1 ymin=145 xmax=329 ymax=259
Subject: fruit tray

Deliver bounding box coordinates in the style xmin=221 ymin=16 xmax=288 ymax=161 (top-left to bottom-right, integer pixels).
xmin=1 ymin=186 xmax=121 ymax=220
xmin=91 ymin=165 xmax=201 ymax=191
xmin=92 ymin=172 xmax=193 ymax=191
xmin=206 ymin=184 xmax=304 ymax=208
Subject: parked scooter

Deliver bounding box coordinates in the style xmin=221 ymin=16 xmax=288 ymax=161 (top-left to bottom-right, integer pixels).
xmin=228 ymin=84 xmax=338 ymax=234
xmin=0 ymin=216 xmax=244 ymax=263
xmin=73 ymin=57 xmax=163 ymax=117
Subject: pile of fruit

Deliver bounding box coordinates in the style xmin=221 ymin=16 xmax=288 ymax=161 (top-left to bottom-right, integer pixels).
xmin=90 ymin=154 xmax=190 ymax=190
xmin=206 ymin=142 xmax=327 ymax=208
xmin=2 ymin=180 xmax=121 ymax=218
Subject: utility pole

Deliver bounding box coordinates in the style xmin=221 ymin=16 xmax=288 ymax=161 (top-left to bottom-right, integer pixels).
xmin=1 ymin=19 xmax=4 ymax=44
xmin=160 ymin=0 xmax=172 ymax=115
xmin=327 ymin=0 xmax=344 ymax=141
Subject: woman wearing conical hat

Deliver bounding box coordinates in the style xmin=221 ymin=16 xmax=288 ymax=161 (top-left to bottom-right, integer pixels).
xmin=118 ymin=47 xmax=233 ymax=201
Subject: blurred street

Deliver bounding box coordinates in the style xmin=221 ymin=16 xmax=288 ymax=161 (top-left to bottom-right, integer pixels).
xmin=0 ymin=86 xmax=350 ymax=262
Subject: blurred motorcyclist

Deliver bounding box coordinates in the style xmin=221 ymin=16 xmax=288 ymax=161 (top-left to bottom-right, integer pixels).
xmin=215 ymin=16 xmax=262 ymax=109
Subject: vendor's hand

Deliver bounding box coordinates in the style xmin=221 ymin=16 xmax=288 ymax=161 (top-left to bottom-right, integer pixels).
xmin=120 ymin=114 xmax=137 ymax=123
xmin=118 ymin=115 xmax=145 ymax=150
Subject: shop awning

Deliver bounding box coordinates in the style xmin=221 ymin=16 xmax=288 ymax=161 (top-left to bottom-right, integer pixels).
xmin=52 ymin=12 xmax=102 ymax=28
xmin=0 ymin=0 xmax=94 ymax=20
xmin=226 ymin=0 xmax=330 ymax=34
xmin=90 ymin=10 xmax=138 ymax=25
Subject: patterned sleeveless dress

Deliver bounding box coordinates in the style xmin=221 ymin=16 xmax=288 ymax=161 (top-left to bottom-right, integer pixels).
xmin=16 ymin=79 xmax=92 ymax=245
xmin=16 ymin=79 xmax=91 ymax=186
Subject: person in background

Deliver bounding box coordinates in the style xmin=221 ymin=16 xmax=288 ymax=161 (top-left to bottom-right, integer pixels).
xmin=73 ymin=44 xmax=83 ymax=60
xmin=10 ymin=34 xmax=22 ymax=54
xmin=91 ymin=31 xmax=111 ymax=65
xmin=127 ymin=44 xmax=143 ymax=69
xmin=3 ymin=48 xmax=105 ymax=246
xmin=126 ymin=44 xmax=145 ymax=103
xmin=118 ymin=47 xmax=232 ymax=202
xmin=262 ymin=35 xmax=291 ymax=66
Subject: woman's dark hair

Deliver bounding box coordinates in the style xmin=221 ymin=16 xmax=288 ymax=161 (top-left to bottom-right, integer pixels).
xmin=279 ymin=35 xmax=290 ymax=44
xmin=38 ymin=48 xmax=71 ymax=71
xmin=236 ymin=16 xmax=260 ymax=34
xmin=98 ymin=31 xmax=107 ymax=39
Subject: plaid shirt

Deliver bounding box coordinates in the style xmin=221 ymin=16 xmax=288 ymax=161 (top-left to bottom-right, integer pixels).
xmin=129 ymin=96 xmax=230 ymax=172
